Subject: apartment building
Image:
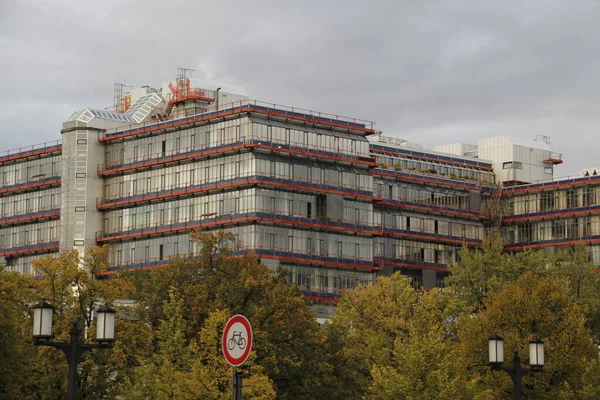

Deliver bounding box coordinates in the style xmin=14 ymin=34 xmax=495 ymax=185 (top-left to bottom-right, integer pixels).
xmin=0 ymin=142 xmax=62 ymax=274
xmin=501 ymin=174 xmax=600 ymax=265
xmin=1 ymin=72 xmax=588 ymax=317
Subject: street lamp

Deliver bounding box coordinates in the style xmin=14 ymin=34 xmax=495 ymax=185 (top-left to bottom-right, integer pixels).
xmin=215 ymin=87 xmax=222 ymax=111
xmin=488 ymin=335 xmax=545 ymax=400
xmin=33 ymin=300 xmax=116 ymax=400
xmin=96 ymin=303 xmax=116 ymax=342
xmin=32 ymin=299 xmax=54 ymax=339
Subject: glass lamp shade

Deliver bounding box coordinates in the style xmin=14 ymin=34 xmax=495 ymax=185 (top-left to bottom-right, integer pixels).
xmin=96 ymin=303 xmax=116 ymax=342
xmin=33 ymin=300 xmax=54 ymax=339
xmin=488 ymin=335 xmax=504 ymax=365
xmin=529 ymin=337 xmax=545 ymax=367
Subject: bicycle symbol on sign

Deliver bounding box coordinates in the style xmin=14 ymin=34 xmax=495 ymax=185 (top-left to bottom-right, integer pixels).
xmin=228 ymin=331 xmax=247 ymax=350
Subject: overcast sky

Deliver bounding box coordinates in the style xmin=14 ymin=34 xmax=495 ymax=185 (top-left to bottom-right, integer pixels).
xmin=1 ymin=0 xmax=599 ymax=176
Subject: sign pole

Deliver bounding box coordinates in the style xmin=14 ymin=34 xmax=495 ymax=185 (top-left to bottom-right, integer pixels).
xmin=236 ymin=370 xmax=243 ymax=400
xmin=232 ymin=366 xmax=237 ymax=400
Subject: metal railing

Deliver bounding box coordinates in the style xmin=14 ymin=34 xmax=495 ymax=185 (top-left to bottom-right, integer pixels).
xmin=97 ymin=172 xmax=378 ymax=206
xmin=0 ymin=241 xmax=60 ymax=256
xmin=0 ymin=173 xmax=61 ymax=194
xmin=0 ymin=140 xmax=62 ymax=163
xmin=503 ymin=173 xmax=600 ymax=193
xmin=96 ymin=208 xmax=379 ymax=239
xmin=503 ymin=204 xmax=600 ymax=221
xmin=100 ymin=99 xmax=376 ymax=140
xmin=379 ymin=198 xmax=483 ymax=217
xmin=381 ymin=226 xmax=482 ymax=244
xmin=545 ymin=152 xmax=562 ymax=161
xmin=105 ymin=245 xmax=376 ymax=273
xmin=246 ymin=245 xmax=376 ymax=267
xmin=504 ymin=234 xmax=600 ymax=248
xmin=372 ymin=168 xmax=495 ymax=190
xmin=0 ymin=208 xmax=60 ymax=225
xmin=374 ymin=256 xmax=449 ymax=271
xmin=97 ymin=136 xmax=374 ymax=173
xmin=370 ymin=143 xmax=494 ymax=170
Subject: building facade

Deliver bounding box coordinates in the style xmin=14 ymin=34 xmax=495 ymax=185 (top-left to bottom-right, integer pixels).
xmin=0 ymin=75 xmax=594 ymax=318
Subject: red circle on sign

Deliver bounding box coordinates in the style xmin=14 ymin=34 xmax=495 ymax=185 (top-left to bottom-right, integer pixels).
xmin=222 ymin=315 xmax=253 ymax=366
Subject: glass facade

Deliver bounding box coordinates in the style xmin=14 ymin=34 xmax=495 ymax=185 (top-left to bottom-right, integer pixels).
xmin=3 ymin=97 xmax=597 ymax=318
xmin=0 ymin=147 xmax=62 ymax=274
xmin=502 ymin=180 xmax=600 ymax=266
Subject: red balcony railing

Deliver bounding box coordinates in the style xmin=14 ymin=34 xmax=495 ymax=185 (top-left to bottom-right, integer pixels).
xmin=96 ymin=172 xmax=379 ymax=210
xmin=100 ymin=100 xmax=376 ymax=142
xmin=0 ymin=140 xmax=62 ymax=166
xmin=96 ymin=209 xmax=380 ymax=242
xmin=97 ymin=136 xmax=375 ymax=176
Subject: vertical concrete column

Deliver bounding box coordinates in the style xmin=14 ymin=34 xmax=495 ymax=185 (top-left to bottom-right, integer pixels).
xmin=59 ymin=125 xmax=105 ymax=261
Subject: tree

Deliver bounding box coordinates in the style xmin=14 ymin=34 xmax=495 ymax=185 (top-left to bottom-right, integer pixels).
xmin=29 ymin=246 xmax=152 ymax=399
xmin=127 ymin=230 xmax=331 ymax=399
xmin=127 ymin=289 xmax=276 ymax=399
xmin=456 ymin=272 xmax=598 ymax=399
xmin=325 ymin=272 xmax=469 ymax=399
xmin=548 ymin=244 xmax=600 ymax=340
xmin=446 ymin=235 xmax=547 ymax=312
xmin=0 ymin=267 xmax=39 ymax=400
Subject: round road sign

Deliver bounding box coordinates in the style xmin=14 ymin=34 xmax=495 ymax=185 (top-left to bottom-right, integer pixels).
xmin=222 ymin=314 xmax=253 ymax=366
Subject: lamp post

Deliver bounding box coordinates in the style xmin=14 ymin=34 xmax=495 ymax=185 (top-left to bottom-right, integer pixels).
xmin=215 ymin=87 xmax=222 ymax=111
xmin=33 ymin=300 xmax=116 ymax=400
xmin=488 ymin=335 xmax=545 ymax=400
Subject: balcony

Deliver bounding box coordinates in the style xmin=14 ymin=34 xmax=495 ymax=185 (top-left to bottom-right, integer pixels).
xmin=0 ymin=241 xmax=59 ymax=257
xmin=377 ymin=198 xmax=484 ymax=220
xmin=0 ymin=141 xmax=62 ymax=166
xmin=96 ymin=210 xmax=380 ymax=243
xmin=372 ymin=168 xmax=495 ymax=193
xmin=103 ymin=247 xmax=378 ymax=274
xmin=381 ymin=226 xmax=482 ymax=247
xmin=96 ymin=173 xmax=379 ymax=210
xmin=543 ymin=152 xmax=563 ymax=165
xmin=97 ymin=137 xmax=375 ymax=177
xmin=374 ymin=256 xmax=448 ymax=271
xmin=0 ymin=209 xmax=60 ymax=227
xmin=0 ymin=174 xmax=61 ymax=197
xmin=100 ymin=100 xmax=376 ymax=142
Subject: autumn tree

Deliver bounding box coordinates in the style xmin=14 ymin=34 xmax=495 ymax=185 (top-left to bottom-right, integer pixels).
xmin=548 ymin=244 xmax=600 ymax=339
xmin=446 ymin=234 xmax=547 ymax=312
xmin=18 ymin=246 xmax=152 ymax=400
xmin=324 ymin=272 xmax=469 ymax=400
xmin=127 ymin=230 xmax=330 ymax=400
xmin=127 ymin=289 xmax=276 ymax=399
xmin=456 ymin=271 xmax=600 ymax=399
xmin=0 ymin=267 xmax=40 ymax=399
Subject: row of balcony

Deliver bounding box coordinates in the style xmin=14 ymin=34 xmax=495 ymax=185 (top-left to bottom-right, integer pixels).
xmin=373 ymin=168 xmax=496 ymax=193
xmin=95 ymin=209 xmax=482 ymax=247
xmin=97 ymin=174 xmax=379 ymax=210
xmin=370 ymin=143 xmax=494 ymax=171
xmin=503 ymin=204 xmax=600 ymax=224
xmin=98 ymin=137 xmax=375 ymax=176
xmin=0 ymin=175 xmax=61 ymax=197
xmin=0 ymin=209 xmax=60 ymax=227
xmin=0 ymin=241 xmax=59 ymax=258
xmin=502 ymin=174 xmax=600 ymax=195
xmin=0 ymin=141 xmax=61 ymax=166
xmin=100 ymin=101 xmax=376 ymax=142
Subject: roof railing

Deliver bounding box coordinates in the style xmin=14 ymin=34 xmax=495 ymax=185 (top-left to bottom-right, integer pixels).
xmin=101 ymin=99 xmax=375 ymax=139
xmin=0 ymin=140 xmax=62 ymax=161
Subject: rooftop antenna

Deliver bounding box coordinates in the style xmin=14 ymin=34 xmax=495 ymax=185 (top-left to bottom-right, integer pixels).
xmin=176 ymin=68 xmax=195 ymax=98
xmin=535 ymin=135 xmax=551 ymax=145
xmin=114 ymin=83 xmax=131 ymax=113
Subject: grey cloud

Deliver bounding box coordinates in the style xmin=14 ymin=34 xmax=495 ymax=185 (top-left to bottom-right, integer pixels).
xmin=2 ymin=0 xmax=600 ymax=174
